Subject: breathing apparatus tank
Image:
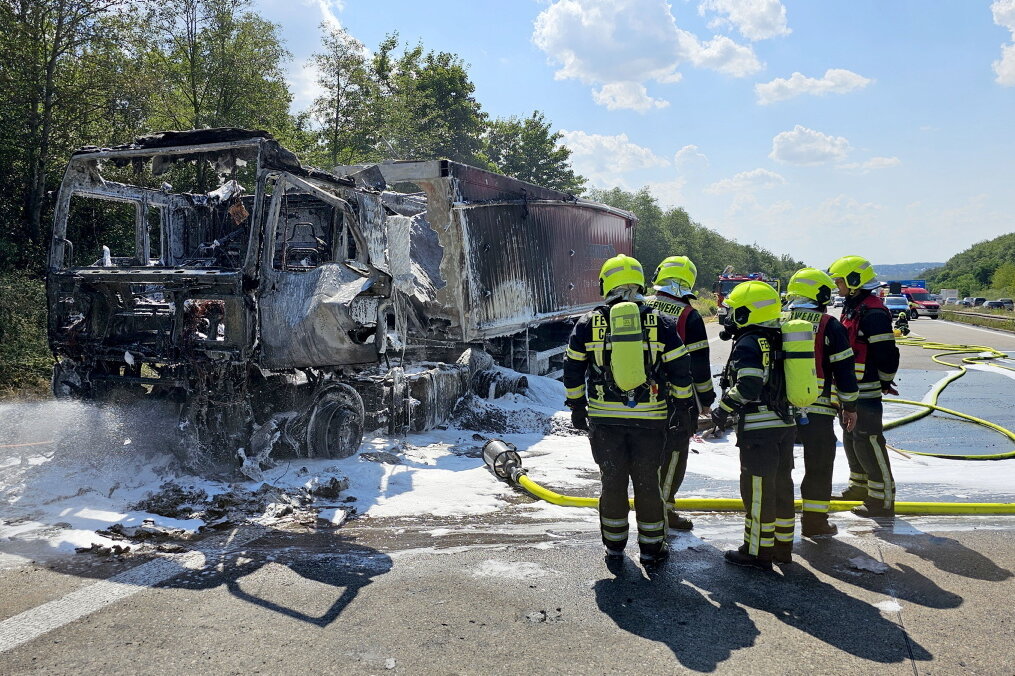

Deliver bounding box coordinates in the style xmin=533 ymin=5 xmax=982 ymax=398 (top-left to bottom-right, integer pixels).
xmin=606 ymin=301 xmax=648 ymax=394
xmin=781 ymin=317 xmax=820 ymax=408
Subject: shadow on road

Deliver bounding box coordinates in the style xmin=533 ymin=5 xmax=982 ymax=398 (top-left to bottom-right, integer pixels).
xmin=595 ymin=545 xmax=932 ymax=672
xmin=166 ymin=531 xmax=392 ymax=627
xmin=795 ymin=537 xmax=964 ymax=609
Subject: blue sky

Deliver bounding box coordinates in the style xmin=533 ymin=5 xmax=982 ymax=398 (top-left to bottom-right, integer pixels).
xmin=252 ymin=0 xmax=1015 ymax=268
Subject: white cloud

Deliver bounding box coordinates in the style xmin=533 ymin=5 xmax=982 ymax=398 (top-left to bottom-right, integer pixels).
xmin=674 ymin=144 xmax=709 ymax=171
xmin=645 ymin=177 xmax=688 ymax=208
xmin=532 ymin=0 xmax=762 ymax=110
xmin=681 ymin=34 xmax=763 ymax=77
xmin=307 ymin=0 xmax=344 ymax=28
xmin=699 ymin=0 xmax=790 ymax=41
xmin=592 ymin=82 xmax=671 ymax=112
xmin=841 ymin=156 xmax=901 ymax=171
xmin=994 ymin=1 xmax=1015 ymax=85
xmin=755 ymin=68 xmax=872 ymax=104
xmin=558 ymin=130 xmax=670 ymax=184
xmin=769 ymin=125 xmax=851 ymax=165
xmin=706 ymin=168 xmax=785 ymax=194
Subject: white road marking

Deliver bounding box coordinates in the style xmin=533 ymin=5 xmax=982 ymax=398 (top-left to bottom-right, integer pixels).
xmin=0 ymin=527 xmax=265 ymax=654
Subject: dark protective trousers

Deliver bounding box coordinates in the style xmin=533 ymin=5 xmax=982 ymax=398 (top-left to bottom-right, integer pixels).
xmin=797 ymin=413 xmax=837 ymax=515
xmin=589 ymin=423 xmax=667 ymax=557
xmin=843 ymin=398 xmax=895 ymax=509
xmin=737 ymin=426 xmax=795 ymax=559
xmin=660 ymin=430 xmax=690 ymax=508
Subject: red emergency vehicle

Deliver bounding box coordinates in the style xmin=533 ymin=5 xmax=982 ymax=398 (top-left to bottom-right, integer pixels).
xmin=902 ymin=287 xmax=940 ymax=319
xmin=713 ymin=269 xmax=781 ymax=320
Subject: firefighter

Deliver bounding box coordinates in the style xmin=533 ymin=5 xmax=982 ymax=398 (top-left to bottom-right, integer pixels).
xmin=646 ymin=255 xmax=716 ymax=531
xmin=784 ymin=268 xmax=859 ymax=537
xmin=712 ymin=281 xmax=795 ymax=570
xmin=563 ymin=254 xmax=696 ymax=565
xmin=828 ymin=255 xmax=901 ymax=518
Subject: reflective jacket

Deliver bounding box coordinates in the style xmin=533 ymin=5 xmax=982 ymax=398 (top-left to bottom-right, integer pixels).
xmin=718 ymin=327 xmax=794 ymax=432
xmin=788 ymin=308 xmax=858 ymax=416
xmin=646 ymin=293 xmax=716 ymax=408
xmin=563 ymin=302 xmax=695 ymax=428
xmin=841 ymin=291 xmax=900 ymax=400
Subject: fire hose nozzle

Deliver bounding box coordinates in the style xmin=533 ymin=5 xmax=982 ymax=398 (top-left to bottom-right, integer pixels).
xmin=483 ymin=438 xmax=526 ymax=483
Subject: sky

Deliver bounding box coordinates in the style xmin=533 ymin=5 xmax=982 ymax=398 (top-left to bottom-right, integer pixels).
xmin=251 ymin=0 xmax=1015 ymax=269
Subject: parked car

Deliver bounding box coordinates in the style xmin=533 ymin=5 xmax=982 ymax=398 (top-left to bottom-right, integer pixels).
xmin=959 ymin=297 xmax=975 ymax=306
xmin=984 ymin=300 xmax=1006 ymax=309
xmin=998 ymin=298 xmax=1014 ymax=310
xmin=973 ymin=297 xmax=988 ymax=306
xmin=884 ymin=294 xmax=916 ymax=319
xmin=832 ymin=295 xmax=845 ymax=308
xmin=944 ymin=297 xmax=958 ymax=305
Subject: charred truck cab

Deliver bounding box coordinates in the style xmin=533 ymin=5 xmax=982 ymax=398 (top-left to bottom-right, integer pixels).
xmin=47 ymin=129 xmax=635 ymax=474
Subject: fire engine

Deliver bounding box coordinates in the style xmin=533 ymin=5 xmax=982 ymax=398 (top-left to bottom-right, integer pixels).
xmin=713 ymin=266 xmax=781 ymax=321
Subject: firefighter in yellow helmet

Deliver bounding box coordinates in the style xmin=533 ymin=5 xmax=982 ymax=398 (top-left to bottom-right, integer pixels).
xmin=828 ymin=255 xmax=900 ymax=519
xmin=712 ymin=281 xmax=795 ymax=570
xmin=646 ymin=256 xmax=715 ymax=531
xmin=785 ymin=268 xmax=859 ymax=537
xmin=563 ymin=254 xmax=695 ymax=566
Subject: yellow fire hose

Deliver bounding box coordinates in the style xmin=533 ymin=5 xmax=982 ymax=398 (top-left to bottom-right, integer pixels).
xmin=483 ymin=333 xmax=1015 ymax=515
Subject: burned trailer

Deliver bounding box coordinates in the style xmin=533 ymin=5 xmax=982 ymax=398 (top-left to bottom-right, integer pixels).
xmin=47 ymin=129 xmax=635 ymax=472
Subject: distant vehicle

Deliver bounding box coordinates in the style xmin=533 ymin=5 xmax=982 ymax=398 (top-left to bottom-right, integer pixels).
xmin=983 ymin=300 xmax=1006 ymax=309
xmin=973 ymin=297 xmax=988 ymax=306
xmin=943 ymin=297 xmax=958 ymax=305
xmin=960 ymin=297 xmax=975 ymax=307
xmin=902 ymin=286 xmax=939 ymax=319
xmin=884 ymin=295 xmax=916 ymax=320
xmin=998 ymin=298 xmax=1014 ymax=310
xmin=713 ymin=269 xmax=780 ymax=321
xmin=832 ymin=295 xmax=845 ymax=308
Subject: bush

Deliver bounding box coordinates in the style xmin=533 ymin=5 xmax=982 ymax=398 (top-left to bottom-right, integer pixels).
xmin=692 ymin=290 xmax=718 ymax=320
xmin=0 ymin=273 xmax=51 ymax=395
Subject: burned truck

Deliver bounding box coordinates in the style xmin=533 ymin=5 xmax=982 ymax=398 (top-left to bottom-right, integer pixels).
xmin=47 ymin=128 xmax=635 ymax=472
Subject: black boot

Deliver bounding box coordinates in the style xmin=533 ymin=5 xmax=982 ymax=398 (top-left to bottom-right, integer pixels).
xmin=724 ymin=544 xmax=773 ymax=571
xmin=639 ymin=543 xmax=670 ymax=566
xmin=852 ymin=503 xmax=895 ymax=519
xmin=667 ymin=510 xmax=694 ymax=531
xmin=801 ymin=512 xmax=839 ymax=537
xmin=772 ymin=542 xmax=793 ymax=565
xmin=833 ymin=486 xmax=868 ymax=501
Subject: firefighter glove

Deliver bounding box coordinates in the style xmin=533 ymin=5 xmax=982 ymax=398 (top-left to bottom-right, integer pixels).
xmin=570 ymin=405 xmax=590 ymax=431
xmin=710 ymin=406 xmax=730 ymax=430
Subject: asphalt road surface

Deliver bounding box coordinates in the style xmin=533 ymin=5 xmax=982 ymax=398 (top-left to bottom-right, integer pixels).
xmin=1 ymin=317 xmax=1014 ymax=675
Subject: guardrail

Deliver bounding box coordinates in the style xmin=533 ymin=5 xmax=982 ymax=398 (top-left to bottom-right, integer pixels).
xmin=940 ymin=309 xmax=1015 ymax=333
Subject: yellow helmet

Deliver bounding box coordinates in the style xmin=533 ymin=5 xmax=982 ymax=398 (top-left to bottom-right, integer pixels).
xmin=787 ymin=268 xmax=835 ymax=306
xmin=652 ymin=255 xmax=697 ymax=296
xmin=723 ymin=281 xmax=781 ymax=327
xmin=828 ymin=255 xmax=877 ymax=290
xmin=599 ymin=254 xmax=645 ymax=297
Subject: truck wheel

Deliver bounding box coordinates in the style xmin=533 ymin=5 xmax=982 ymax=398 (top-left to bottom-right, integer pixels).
xmin=308 ymin=384 xmax=365 ymax=459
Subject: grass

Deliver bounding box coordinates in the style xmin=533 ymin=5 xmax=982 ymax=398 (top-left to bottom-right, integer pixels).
xmin=940 ymin=309 xmax=1015 ymax=333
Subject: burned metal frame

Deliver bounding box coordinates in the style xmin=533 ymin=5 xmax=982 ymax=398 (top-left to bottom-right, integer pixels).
xmin=47 ymin=129 xmax=636 ymax=476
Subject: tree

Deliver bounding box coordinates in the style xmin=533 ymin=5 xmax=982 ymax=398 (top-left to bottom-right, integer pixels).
xmin=483 ymin=111 xmax=585 ymax=193
xmin=0 ymin=0 xmax=129 ymax=261
xmin=377 ymin=42 xmax=489 ymax=165
xmin=309 ymin=23 xmax=373 ymax=168
xmin=148 ymin=0 xmax=292 ymax=132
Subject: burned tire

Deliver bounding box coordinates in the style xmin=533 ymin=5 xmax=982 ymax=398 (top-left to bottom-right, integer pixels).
xmin=307 ymin=384 xmax=365 ymax=459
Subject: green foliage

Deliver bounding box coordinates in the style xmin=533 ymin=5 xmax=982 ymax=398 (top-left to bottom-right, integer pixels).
xmin=0 ymin=274 xmax=51 ymax=392
xmin=588 ymin=187 xmax=806 ymax=292
xmin=483 ymin=111 xmax=585 ymax=193
xmin=925 ymin=232 xmax=1015 ymax=296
